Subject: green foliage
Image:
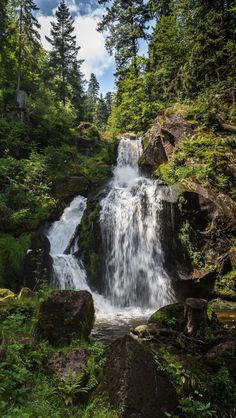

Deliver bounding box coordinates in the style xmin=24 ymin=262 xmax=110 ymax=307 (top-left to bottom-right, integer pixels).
xmin=178 ymin=221 xmax=204 ymax=269
xmin=178 ymin=394 xmax=216 ymax=418
xmin=0 ymin=153 xmax=57 ymax=233
xmin=0 ymin=233 xmax=30 ymax=287
xmin=157 ymin=132 xmax=236 ymax=200
xmin=0 ymin=293 xmax=107 ymax=417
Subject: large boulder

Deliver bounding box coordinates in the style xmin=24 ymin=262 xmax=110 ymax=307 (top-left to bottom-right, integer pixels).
xmin=95 ymin=335 xmax=178 ymax=418
xmin=139 ymin=113 xmax=194 ymax=171
xmin=37 ymin=290 xmax=95 ymax=344
xmin=148 ymin=303 xmax=186 ymax=331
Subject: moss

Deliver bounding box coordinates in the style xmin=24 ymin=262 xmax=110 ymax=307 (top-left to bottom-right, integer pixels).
xmin=157 ymin=132 xmax=236 ymax=201
xmin=213 ymin=270 xmax=236 ymax=300
xmin=148 ymin=303 xmax=186 ymax=331
xmin=178 ymin=220 xmax=205 ymax=269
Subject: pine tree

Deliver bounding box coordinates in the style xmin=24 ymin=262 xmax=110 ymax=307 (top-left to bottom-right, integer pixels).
xmin=15 ymin=0 xmax=41 ymax=91
xmin=95 ymin=94 xmax=109 ymax=129
xmin=105 ymin=92 xmax=113 ymax=116
xmin=98 ymin=0 xmax=149 ymax=78
xmin=46 ymin=0 xmax=81 ymax=105
xmin=84 ymin=73 xmax=100 ymax=122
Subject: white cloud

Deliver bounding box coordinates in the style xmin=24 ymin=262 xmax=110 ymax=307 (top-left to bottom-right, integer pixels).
xmin=38 ymin=8 xmax=114 ymax=81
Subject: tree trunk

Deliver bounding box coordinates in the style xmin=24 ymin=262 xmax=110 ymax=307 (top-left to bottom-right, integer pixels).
xmin=184 ymin=298 xmax=208 ymax=336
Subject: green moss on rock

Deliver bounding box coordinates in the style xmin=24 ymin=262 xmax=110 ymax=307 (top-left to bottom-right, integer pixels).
xmin=148 ymin=303 xmax=186 ymax=331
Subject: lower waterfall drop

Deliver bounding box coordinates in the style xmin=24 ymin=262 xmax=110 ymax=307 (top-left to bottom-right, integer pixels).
xmin=100 ymin=136 xmax=175 ymax=309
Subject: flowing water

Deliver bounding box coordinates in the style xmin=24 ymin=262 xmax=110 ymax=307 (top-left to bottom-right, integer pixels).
xmin=46 ymin=137 xmax=176 ymax=340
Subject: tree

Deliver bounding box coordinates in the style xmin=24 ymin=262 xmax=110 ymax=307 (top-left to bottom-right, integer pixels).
xmin=84 ymin=73 xmax=100 ymax=122
xmin=15 ymin=0 xmax=41 ymax=92
xmin=95 ymin=94 xmax=109 ymax=129
xmin=97 ymin=0 xmax=149 ymax=78
xmin=46 ymin=0 xmax=82 ymax=106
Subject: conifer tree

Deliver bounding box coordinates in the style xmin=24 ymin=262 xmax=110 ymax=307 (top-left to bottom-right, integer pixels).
xmin=84 ymin=73 xmax=100 ymax=122
xmin=15 ymin=0 xmax=41 ymax=91
xmin=98 ymin=0 xmax=149 ymax=78
xmin=46 ymin=0 xmax=81 ymax=105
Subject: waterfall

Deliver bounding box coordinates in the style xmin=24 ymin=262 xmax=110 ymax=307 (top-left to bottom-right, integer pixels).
xmin=46 ymin=195 xmax=88 ymax=290
xmin=100 ymin=137 xmax=175 ymax=308
xmin=46 ymin=137 xmax=175 ymax=323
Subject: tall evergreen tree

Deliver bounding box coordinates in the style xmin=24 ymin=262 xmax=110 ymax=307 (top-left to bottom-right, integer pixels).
xmin=98 ymin=0 xmax=149 ymax=78
xmin=95 ymin=94 xmax=109 ymax=129
xmin=46 ymin=0 xmax=81 ymax=105
xmin=84 ymin=73 xmax=100 ymax=122
xmin=15 ymin=0 xmax=41 ymax=91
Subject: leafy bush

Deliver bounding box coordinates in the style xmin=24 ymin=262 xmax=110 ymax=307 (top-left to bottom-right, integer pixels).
xmin=158 ymin=132 xmax=236 ymax=200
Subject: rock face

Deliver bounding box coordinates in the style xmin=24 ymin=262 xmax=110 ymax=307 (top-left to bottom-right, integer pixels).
xmin=95 ymin=335 xmax=178 ymax=418
xmin=139 ymin=113 xmax=194 ymax=171
xmin=37 ymin=290 xmax=95 ymax=344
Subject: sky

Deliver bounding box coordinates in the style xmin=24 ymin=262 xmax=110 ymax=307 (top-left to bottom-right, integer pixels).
xmin=36 ymin=0 xmax=116 ymax=95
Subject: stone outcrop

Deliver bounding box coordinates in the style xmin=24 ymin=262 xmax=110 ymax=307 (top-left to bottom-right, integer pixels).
xmin=37 ymin=290 xmax=95 ymax=345
xmin=139 ymin=113 xmax=194 ymax=171
xmin=95 ymin=335 xmax=178 ymax=418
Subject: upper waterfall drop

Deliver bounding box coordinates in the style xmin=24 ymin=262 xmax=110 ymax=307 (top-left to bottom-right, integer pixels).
xmin=100 ymin=136 xmax=175 ymax=308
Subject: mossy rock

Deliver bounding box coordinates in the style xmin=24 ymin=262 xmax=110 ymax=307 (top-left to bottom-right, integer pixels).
xmin=0 ymin=288 xmax=16 ymax=299
xmin=36 ymin=290 xmax=95 ymax=345
xmin=148 ymin=303 xmax=186 ymax=331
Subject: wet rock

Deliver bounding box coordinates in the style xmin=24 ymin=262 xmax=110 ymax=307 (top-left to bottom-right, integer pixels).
xmin=48 ymin=348 xmax=89 ymax=380
xmin=148 ymin=303 xmax=186 ymax=331
xmin=79 ymin=191 xmax=105 ymax=293
xmin=130 ymin=324 xmax=151 ymax=338
xmin=21 ymin=232 xmax=53 ymax=290
xmin=95 ymin=335 xmax=178 ymax=418
xmin=37 ymin=290 xmax=95 ymax=345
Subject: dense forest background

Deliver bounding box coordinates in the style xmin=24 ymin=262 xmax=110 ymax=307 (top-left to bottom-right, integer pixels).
xmin=0 ymin=0 xmax=235 ymax=286
xmin=0 ymin=1 xmax=236 ymax=417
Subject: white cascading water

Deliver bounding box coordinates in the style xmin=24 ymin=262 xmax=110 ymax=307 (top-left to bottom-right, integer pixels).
xmin=46 ymin=195 xmax=88 ymax=290
xmin=46 ymin=137 xmax=176 ymax=325
xmin=100 ymin=137 xmax=175 ymax=309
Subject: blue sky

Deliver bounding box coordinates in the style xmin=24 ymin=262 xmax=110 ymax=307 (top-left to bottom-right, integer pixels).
xmin=36 ymin=0 xmax=116 ymax=95
xmin=36 ymin=0 xmax=150 ymax=95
